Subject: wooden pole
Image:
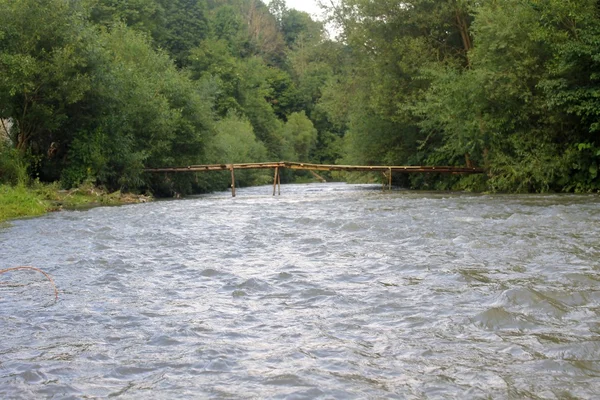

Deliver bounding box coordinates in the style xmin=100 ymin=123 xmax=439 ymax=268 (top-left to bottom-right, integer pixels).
xmin=388 ymin=167 xmax=392 ymax=191
xmin=0 ymin=266 xmax=58 ymax=302
xmin=273 ymin=167 xmax=279 ymax=196
xmin=230 ymin=164 xmax=236 ymax=197
xmin=309 ymin=170 xmax=327 ymax=182
xmin=277 ymin=168 xmax=281 ymax=195
xmin=382 ymin=172 xmax=387 ymax=191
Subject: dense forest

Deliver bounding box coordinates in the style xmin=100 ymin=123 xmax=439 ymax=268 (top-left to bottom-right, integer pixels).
xmin=1 ymin=0 xmax=599 ymax=195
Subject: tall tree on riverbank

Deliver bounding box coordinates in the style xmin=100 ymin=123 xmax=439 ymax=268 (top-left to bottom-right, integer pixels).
xmin=322 ymin=0 xmax=600 ymax=192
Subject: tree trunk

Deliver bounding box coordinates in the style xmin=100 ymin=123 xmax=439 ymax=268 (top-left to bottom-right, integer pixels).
xmin=454 ymin=6 xmax=472 ymax=66
xmin=465 ymin=153 xmax=473 ymax=168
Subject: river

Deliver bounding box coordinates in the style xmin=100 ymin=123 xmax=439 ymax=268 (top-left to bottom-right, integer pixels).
xmin=1 ymin=183 xmax=599 ymax=399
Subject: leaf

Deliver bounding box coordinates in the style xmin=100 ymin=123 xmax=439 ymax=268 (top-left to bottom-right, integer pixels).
xmin=589 ymin=163 xmax=598 ymax=179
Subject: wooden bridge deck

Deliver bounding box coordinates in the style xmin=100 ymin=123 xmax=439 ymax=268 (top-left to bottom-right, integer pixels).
xmin=144 ymin=161 xmax=484 ymax=197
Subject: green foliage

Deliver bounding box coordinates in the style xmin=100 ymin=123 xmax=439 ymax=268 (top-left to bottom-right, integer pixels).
xmin=282 ymin=111 xmax=318 ymax=161
xmin=563 ymin=143 xmax=600 ymax=193
xmin=208 ymin=112 xmax=270 ymax=186
xmin=60 ymin=128 xmax=107 ymax=189
xmin=0 ymin=184 xmax=46 ymax=222
xmin=0 ymin=0 xmax=93 ymax=156
xmin=446 ymin=0 xmax=600 ymax=192
xmin=212 ymin=112 xmax=268 ymax=164
xmin=281 ymin=9 xmax=323 ymax=47
xmin=234 ymin=57 xmax=286 ymax=157
xmin=156 ymin=0 xmax=209 ymax=66
xmin=487 ymin=133 xmax=570 ymax=193
xmin=0 ymin=142 xmax=29 ymax=185
xmin=212 ymin=5 xmax=246 ymax=48
xmin=5 ymin=0 xmax=598 ymax=197
xmin=90 ymin=0 xmax=164 ymax=38
xmin=1 ymin=0 xmax=340 ymax=195
xmin=58 ymin=23 xmax=213 ymax=190
xmin=322 ymin=0 xmax=600 ymax=192
xmin=189 ymin=38 xmax=243 ymax=115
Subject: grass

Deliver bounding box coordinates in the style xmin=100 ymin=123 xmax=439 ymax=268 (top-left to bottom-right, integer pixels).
xmin=0 ymin=182 xmax=151 ymax=223
xmin=0 ymin=184 xmax=47 ymax=222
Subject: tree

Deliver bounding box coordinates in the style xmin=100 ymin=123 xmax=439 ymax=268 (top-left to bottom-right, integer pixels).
xmin=281 ymin=9 xmax=323 ymax=47
xmin=211 ymin=111 xmax=267 ymax=163
xmin=61 ymin=24 xmax=215 ymax=189
xmin=90 ymin=0 xmax=164 ymax=38
xmin=268 ymin=0 xmax=288 ymax=27
xmin=0 ymin=0 xmax=93 ymax=159
xmin=537 ymin=0 xmax=600 ymax=191
xmin=319 ymin=0 xmax=477 ymax=177
xmin=282 ymin=111 xmax=318 ymax=161
xmin=244 ymin=0 xmax=286 ymax=65
xmin=412 ymin=0 xmax=600 ymax=192
xmin=156 ymin=0 xmax=209 ymax=66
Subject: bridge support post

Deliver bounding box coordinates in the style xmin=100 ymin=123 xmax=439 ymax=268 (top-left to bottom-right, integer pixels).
xmin=381 ymin=168 xmax=393 ymax=191
xmin=230 ymin=164 xmax=236 ymax=197
xmin=273 ymin=167 xmax=279 ymax=196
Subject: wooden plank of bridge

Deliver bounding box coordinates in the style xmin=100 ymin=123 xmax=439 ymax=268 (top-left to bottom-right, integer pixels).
xmin=282 ymin=162 xmax=482 ymax=174
xmin=143 ymin=161 xmax=484 ymax=175
xmin=144 ymin=162 xmax=284 ymax=173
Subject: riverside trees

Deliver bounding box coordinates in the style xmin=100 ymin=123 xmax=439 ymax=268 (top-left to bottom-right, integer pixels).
xmin=0 ymin=0 xmax=598 ymax=194
xmin=0 ymin=0 xmax=332 ymax=194
xmin=325 ymin=0 xmax=600 ymax=192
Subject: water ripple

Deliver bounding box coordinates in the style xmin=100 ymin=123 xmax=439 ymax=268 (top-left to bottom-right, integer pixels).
xmin=1 ymin=184 xmax=599 ymax=398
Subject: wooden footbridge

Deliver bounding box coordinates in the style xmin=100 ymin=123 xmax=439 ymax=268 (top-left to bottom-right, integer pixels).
xmin=144 ymin=161 xmax=484 ymax=197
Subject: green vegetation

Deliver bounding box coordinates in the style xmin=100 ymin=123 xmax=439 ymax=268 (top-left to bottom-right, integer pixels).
xmin=326 ymin=0 xmax=600 ymax=193
xmin=1 ymin=0 xmax=599 ymax=217
xmin=0 ymin=182 xmax=150 ymax=223
xmin=0 ymin=185 xmax=47 ymax=222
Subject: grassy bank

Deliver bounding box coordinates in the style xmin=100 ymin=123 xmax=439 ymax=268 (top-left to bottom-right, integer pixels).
xmin=0 ymin=185 xmax=47 ymax=221
xmin=0 ymin=183 xmax=151 ymax=223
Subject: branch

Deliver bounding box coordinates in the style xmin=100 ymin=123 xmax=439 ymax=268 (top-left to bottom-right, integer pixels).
xmin=0 ymin=266 xmax=58 ymax=302
xmin=0 ymin=118 xmax=9 ymax=138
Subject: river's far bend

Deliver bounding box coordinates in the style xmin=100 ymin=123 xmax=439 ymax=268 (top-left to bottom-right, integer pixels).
xmin=1 ymin=183 xmax=599 ymax=399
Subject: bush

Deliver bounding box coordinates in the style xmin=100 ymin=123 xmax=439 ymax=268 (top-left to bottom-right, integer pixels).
xmin=0 ymin=144 xmax=29 ymax=185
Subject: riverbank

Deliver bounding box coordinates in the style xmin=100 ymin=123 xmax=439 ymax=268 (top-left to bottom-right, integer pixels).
xmin=0 ymin=183 xmax=151 ymax=223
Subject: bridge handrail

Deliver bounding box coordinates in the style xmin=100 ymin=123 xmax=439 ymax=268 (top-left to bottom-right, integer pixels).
xmin=143 ymin=161 xmax=484 ymax=174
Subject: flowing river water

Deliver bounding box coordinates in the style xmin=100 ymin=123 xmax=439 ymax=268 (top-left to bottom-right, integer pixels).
xmin=1 ymin=183 xmax=600 ymax=399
